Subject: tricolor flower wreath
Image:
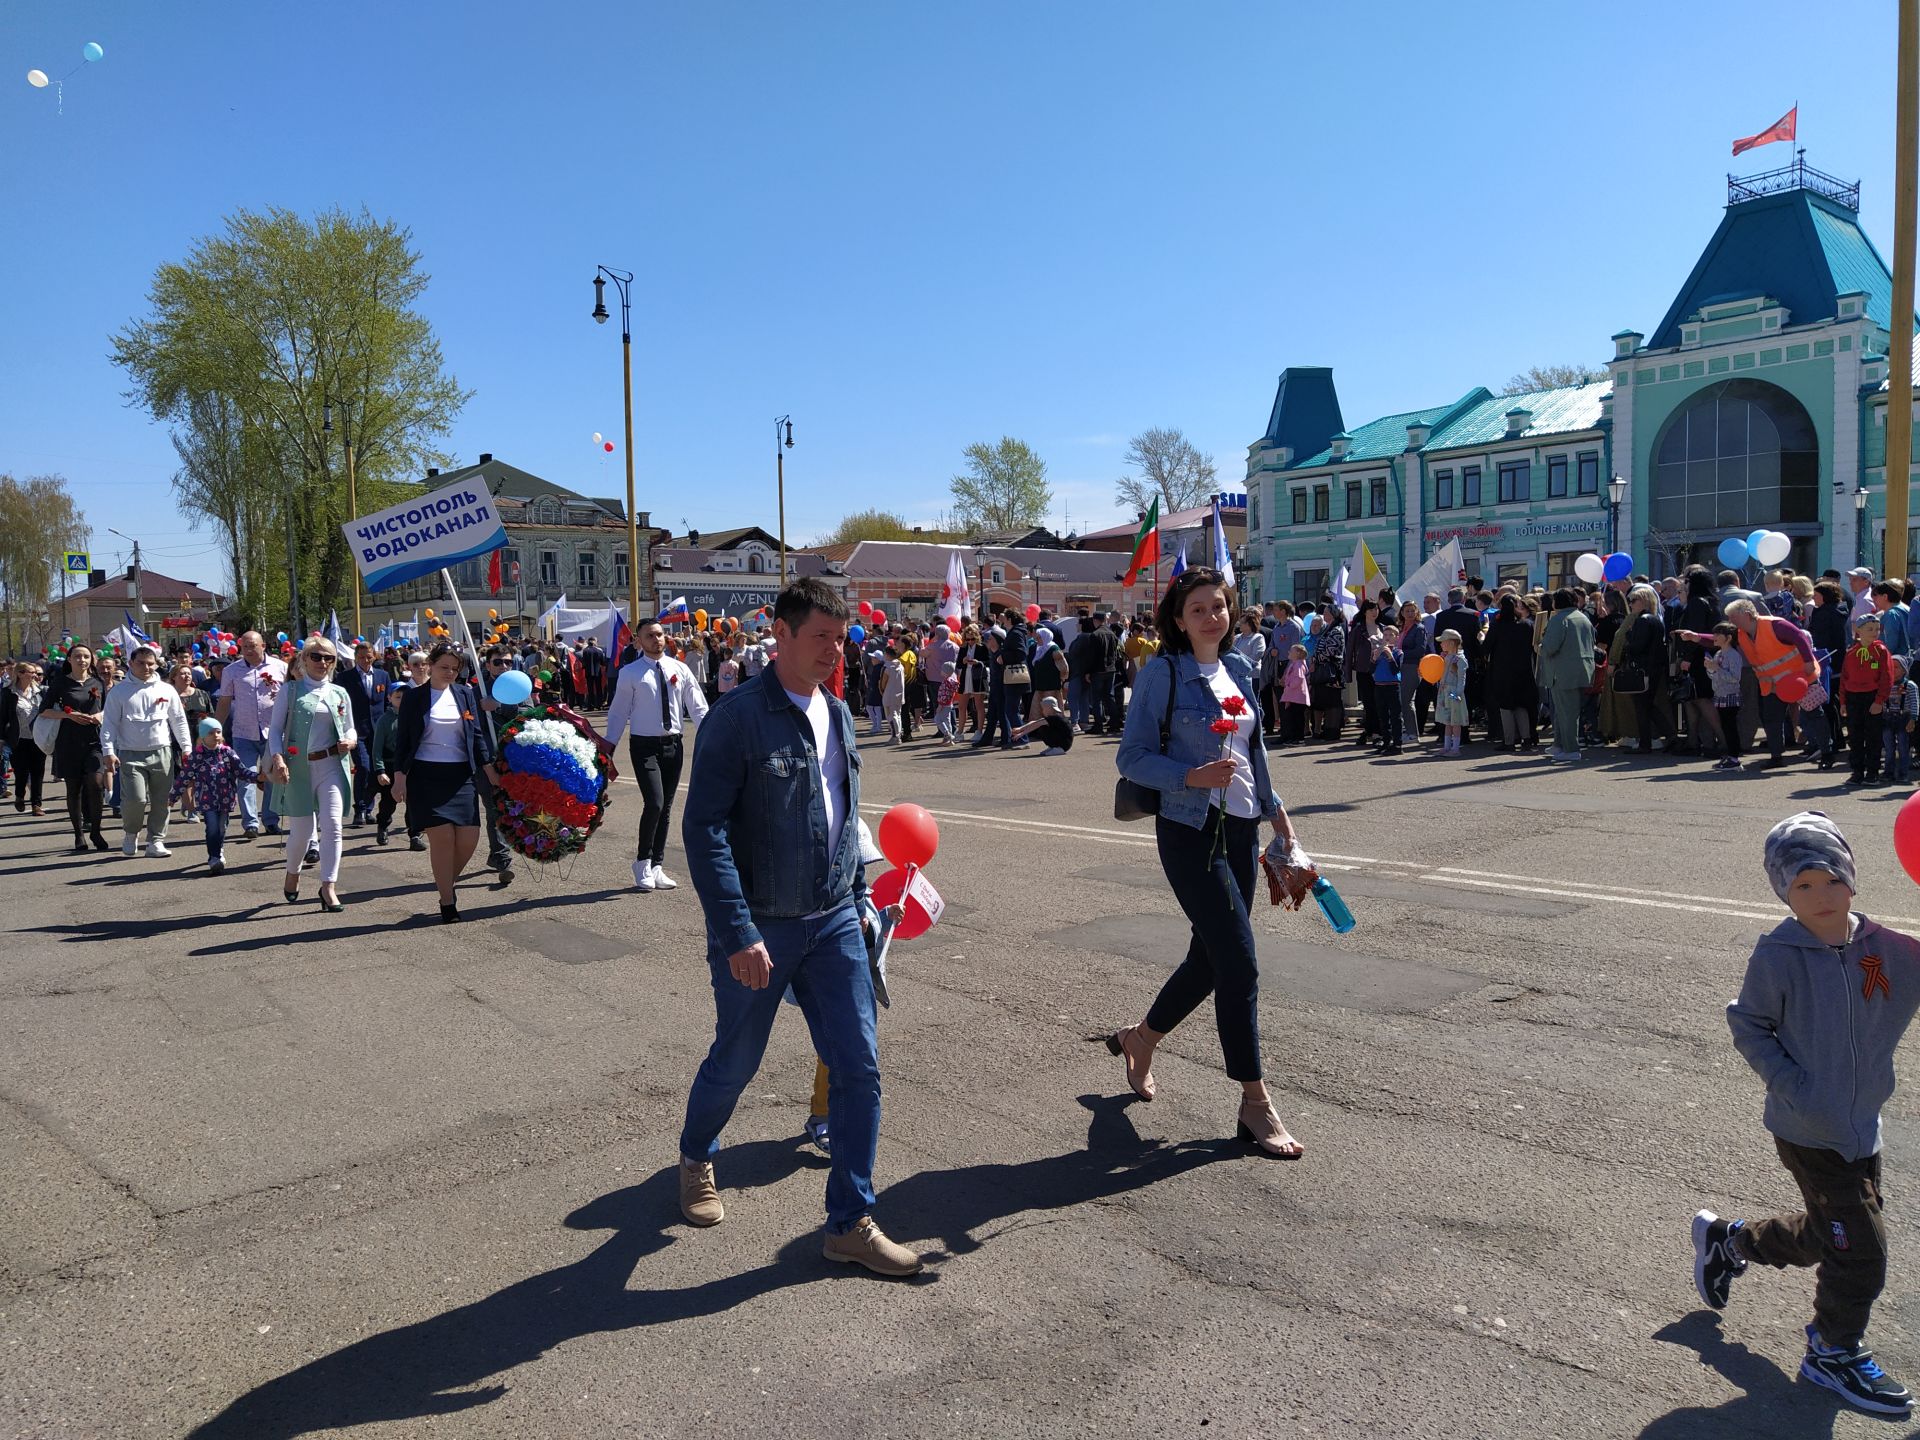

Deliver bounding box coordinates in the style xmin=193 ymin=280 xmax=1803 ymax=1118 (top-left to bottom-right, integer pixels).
xmin=493 ymin=704 xmax=612 ymax=862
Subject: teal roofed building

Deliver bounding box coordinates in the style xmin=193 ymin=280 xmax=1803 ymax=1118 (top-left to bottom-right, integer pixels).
xmin=1245 ymin=154 xmax=1920 ymax=604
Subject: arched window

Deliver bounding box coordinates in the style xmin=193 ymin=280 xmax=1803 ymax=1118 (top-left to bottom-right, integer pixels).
xmin=534 ymin=497 xmax=560 ymax=526
xmin=1649 ymin=379 xmax=1819 ymax=534
xmin=748 ymin=553 xmax=764 ymax=573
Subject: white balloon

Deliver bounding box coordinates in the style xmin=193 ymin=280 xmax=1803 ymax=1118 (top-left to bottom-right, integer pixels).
xmin=592 ymin=431 xmax=603 ymax=444
xmin=1573 ymin=552 xmax=1605 ymax=585
xmin=1753 ymin=530 xmax=1792 ymax=566
xmin=26 ymin=69 xmax=48 ymax=88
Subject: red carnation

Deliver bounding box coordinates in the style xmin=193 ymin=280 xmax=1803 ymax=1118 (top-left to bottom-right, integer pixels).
xmin=1209 ymin=717 xmax=1238 ymax=736
xmin=1220 ymin=695 xmax=1248 ymax=717
xmin=286 ymin=745 xmax=299 ymax=756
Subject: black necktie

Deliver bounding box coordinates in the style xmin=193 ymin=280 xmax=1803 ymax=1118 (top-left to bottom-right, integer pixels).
xmin=658 ymin=660 xmax=673 ymax=732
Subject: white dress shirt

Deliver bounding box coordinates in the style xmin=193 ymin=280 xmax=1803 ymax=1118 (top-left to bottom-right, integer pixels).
xmin=604 ymin=653 xmax=709 ymax=746
xmin=101 ymin=677 xmax=192 ymax=758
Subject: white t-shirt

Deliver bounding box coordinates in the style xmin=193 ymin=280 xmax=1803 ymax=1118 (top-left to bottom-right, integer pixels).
xmin=1197 ymin=661 xmax=1260 ymax=819
xmin=305 ymin=688 xmax=341 ymax=756
xmin=416 ymin=685 xmax=467 ymax=763
xmin=785 ymin=685 xmax=848 ymax=864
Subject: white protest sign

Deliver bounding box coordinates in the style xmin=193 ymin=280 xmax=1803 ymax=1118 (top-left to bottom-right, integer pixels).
xmin=343 ymin=478 xmax=509 ymax=595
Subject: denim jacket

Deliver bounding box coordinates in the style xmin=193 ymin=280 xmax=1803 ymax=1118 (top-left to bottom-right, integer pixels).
xmin=681 ymin=667 xmax=867 ymax=957
xmin=1116 ymin=651 xmax=1280 ymax=831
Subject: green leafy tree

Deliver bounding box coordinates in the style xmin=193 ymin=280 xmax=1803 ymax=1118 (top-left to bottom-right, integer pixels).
xmin=817 ymin=509 xmax=916 ymax=545
xmin=1116 ymin=427 xmax=1217 ymax=514
xmin=0 ymin=474 xmax=89 ymax=654
xmin=110 ymin=206 xmax=471 ymax=633
xmin=951 ymin=438 xmax=1052 ymax=534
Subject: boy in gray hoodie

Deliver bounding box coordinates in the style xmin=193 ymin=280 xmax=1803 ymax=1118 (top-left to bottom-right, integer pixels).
xmin=1693 ymin=811 xmax=1920 ymax=1415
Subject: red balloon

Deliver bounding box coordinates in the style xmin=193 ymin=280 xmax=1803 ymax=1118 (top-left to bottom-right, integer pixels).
xmin=871 ymin=609 xmax=887 ymax=627
xmin=603 ymin=441 xmax=615 ymax=452
xmin=1898 ymin=792 xmax=1920 ymax=888
xmin=1775 ymin=673 xmax=1810 ymax=704
xmin=877 ymin=802 xmax=938 ymax=869
xmin=870 ymin=866 xmax=937 ymax=940
xmin=858 ymin=601 xmax=872 ymax=616
xmin=1024 ymin=603 xmax=1041 ymax=623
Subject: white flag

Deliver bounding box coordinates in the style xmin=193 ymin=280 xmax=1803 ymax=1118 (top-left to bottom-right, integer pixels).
xmin=1211 ymin=500 xmax=1235 ymax=589
xmin=941 ymin=547 xmax=971 ymax=624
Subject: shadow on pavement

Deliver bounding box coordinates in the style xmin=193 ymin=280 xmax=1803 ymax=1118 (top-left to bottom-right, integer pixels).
xmin=1641 ymin=1312 xmax=1855 ymax=1439
xmin=185 ymin=1094 xmax=1231 ymax=1437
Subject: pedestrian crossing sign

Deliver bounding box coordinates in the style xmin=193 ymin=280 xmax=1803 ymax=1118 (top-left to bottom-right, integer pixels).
xmin=63 ymin=551 xmax=90 ymax=573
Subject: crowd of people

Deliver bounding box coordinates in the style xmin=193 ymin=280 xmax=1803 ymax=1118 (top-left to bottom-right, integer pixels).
xmin=1252 ymin=561 xmax=1919 ymax=783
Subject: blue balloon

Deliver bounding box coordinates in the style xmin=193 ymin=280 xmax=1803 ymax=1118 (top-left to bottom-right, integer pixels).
xmin=81 ymin=41 xmax=103 ymax=62
xmin=848 ymin=624 xmax=865 ymax=644
xmin=490 ymin=667 xmax=533 ymax=705
xmin=1602 ymin=552 xmax=1633 ymax=582
xmin=1746 ymin=528 xmax=1770 ymax=558
xmin=275 ymin=631 xmax=288 ymax=642
xmin=1717 ymin=536 xmax=1750 ymax=569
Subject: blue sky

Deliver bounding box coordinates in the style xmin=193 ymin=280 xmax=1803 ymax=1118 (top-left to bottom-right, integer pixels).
xmin=0 ymin=0 xmax=1902 ymax=588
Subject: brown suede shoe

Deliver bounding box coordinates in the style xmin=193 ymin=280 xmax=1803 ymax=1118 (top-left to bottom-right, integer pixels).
xmin=679 ymin=1158 xmax=724 ymax=1227
xmin=822 ymin=1216 xmax=923 ymax=1276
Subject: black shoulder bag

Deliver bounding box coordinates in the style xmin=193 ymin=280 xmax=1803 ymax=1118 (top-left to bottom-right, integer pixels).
xmin=1113 ymin=655 xmax=1181 ymax=822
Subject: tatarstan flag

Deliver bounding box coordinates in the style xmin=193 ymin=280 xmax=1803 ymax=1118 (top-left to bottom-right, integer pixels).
xmin=1123 ymin=496 xmax=1160 ymax=586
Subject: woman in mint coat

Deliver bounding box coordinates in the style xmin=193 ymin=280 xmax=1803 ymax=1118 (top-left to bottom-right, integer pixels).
xmin=264 ymin=637 xmax=356 ymax=912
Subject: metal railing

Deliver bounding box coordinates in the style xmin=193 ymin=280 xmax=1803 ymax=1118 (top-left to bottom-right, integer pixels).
xmin=1728 ymin=154 xmax=1860 ymax=210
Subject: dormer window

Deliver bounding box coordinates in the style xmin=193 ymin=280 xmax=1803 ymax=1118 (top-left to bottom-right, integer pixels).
xmin=1406 ymin=422 xmax=1430 ymax=450
xmin=1504 ymin=408 xmax=1532 ymax=436
xmin=1328 ymin=433 xmax=1351 ymax=461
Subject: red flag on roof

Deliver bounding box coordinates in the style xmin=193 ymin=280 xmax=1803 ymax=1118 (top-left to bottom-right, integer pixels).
xmin=1732 ymin=106 xmax=1797 ymax=157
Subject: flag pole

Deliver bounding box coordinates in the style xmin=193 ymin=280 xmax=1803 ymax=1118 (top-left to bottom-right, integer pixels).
xmin=1151 ymin=504 xmax=1161 ymax=617
xmin=439 ymin=568 xmax=485 ymax=678
xmin=1887 ymin=10 xmax=1917 ymax=580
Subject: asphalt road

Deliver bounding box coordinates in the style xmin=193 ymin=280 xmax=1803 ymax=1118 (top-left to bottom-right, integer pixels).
xmin=6 ymin=718 xmax=1920 ymax=1439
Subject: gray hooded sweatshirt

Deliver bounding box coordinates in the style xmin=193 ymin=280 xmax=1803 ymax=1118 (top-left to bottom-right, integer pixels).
xmin=1727 ymin=914 xmax=1920 ymax=1161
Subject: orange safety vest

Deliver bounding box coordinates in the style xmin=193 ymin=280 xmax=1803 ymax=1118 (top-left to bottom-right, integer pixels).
xmin=1736 ymin=618 xmax=1814 ymax=696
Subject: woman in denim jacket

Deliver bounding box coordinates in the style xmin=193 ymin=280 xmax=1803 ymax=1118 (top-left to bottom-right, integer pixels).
xmin=1109 ymin=566 xmax=1307 ymax=1158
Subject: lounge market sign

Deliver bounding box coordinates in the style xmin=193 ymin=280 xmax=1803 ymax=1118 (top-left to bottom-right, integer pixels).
xmin=343 ymin=478 xmax=509 ymax=594
xmin=1423 ymin=518 xmax=1605 ymax=543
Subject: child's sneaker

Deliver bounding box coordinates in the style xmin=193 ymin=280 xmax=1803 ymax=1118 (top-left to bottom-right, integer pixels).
xmin=1800 ymin=1325 xmax=1913 ymax=1415
xmin=1691 ymin=1210 xmax=1747 ymax=1309
xmin=803 ymin=1113 xmax=831 ymax=1155
xmin=207 ymin=852 xmax=225 ymax=876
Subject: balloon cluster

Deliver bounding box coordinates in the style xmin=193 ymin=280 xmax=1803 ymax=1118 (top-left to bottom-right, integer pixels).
xmin=871 ymin=803 xmax=944 ymax=940
xmin=484 ymin=607 xmax=511 ymax=646
xmin=492 ymin=704 xmax=611 ymax=862
xmin=26 ymin=41 xmax=103 ymax=110
xmin=422 ymin=606 xmax=454 ymax=642
xmin=592 ymin=431 xmax=614 ymax=455
xmin=1572 ymin=552 xmax=1635 ymax=586
xmin=1717 ymin=530 xmax=1794 ymax=569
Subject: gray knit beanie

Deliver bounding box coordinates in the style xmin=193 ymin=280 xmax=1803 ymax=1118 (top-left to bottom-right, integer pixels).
xmin=1763 ymin=811 xmax=1857 ymax=902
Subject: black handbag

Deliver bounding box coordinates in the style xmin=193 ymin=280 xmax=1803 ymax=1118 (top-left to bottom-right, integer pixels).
xmin=1113 ymin=656 xmax=1180 ymax=822
xmin=1613 ymin=661 xmax=1649 ymax=696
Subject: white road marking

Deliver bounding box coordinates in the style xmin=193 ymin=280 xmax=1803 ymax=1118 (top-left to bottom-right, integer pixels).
xmin=859 ymin=799 xmax=1920 ymax=929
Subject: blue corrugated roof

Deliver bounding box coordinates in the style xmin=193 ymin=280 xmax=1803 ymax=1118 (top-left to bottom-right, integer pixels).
xmin=1424 ymin=380 xmax=1609 ymax=450
xmin=1262 ymin=367 xmax=1346 ymax=462
xmin=1648 ymin=188 xmax=1901 ymax=349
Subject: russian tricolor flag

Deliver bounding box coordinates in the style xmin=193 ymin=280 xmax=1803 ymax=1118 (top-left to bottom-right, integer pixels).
xmin=657 ymin=595 xmax=689 ymax=623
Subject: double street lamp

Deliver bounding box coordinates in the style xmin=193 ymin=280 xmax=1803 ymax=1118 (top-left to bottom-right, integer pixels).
xmin=1607 ymin=474 xmax=1628 ymax=555
xmin=321 ymin=397 xmax=360 ymax=639
xmin=774 ymin=416 xmax=794 ymax=580
xmin=591 ymin=266 xmax=642 ymax=625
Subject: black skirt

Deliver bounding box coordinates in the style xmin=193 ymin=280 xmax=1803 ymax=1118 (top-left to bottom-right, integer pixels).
xmin=407 ymin=759 xmax=477 ymax=831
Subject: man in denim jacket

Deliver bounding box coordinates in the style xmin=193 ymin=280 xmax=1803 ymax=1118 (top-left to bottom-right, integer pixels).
xmin=676 ymin=578 xmax=923 ymax=1277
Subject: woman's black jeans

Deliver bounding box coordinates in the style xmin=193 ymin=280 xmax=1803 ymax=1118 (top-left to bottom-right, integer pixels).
xmin=1147 ymin=810 xmax=1264 ymax=1082
xmin=8 ymin=740 xmax=44 ymax=808
xmin=65 ymin=767 xmax=103 ymax=838
xmin=1632 ymin=692 xmax=1674 ymax=752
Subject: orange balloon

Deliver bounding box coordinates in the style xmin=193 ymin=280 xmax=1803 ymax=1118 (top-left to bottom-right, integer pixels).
xmin=1418 ymin=653 xmax=1445 ymax=685
xmin=694 ymin=608 xmax=709 ymax=630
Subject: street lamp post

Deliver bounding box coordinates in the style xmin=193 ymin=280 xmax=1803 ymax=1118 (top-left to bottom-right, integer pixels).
xmin=321 ymin=398 xmax=361 ymax=639
xmin=1857 ymin=485 xmax=1872 ymax=570
xmin=591 ymin=267 xmax=642 ymax=626
xmin=974 ymin=545 xmax=988 ymax=624
xmin=774 ymin=416 xmax=794 ymax=580
xmin=1607 ymin=475 xmax=1628 ymax=556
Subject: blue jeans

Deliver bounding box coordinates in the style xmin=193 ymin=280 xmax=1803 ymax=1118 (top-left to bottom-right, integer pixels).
xmin=232 ymin=736 xmax=279 ymax=832
xmin=1067 ymin=676 xmax=1087 ymax=730
xmin=679 ymin=901 xmax=880 ymax=1233
xmin=349 ymin=741 xmax=372 ymax=817
xmin=1885 ymin=720 xmax=1912 ymax=780
xmin=202 ymin=809 xmax=228 ymax=859
xmin=1001 ymin=684 xmax=1031 ymax=746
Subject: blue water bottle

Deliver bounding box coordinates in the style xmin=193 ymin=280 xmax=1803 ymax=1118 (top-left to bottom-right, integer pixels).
xmin=1311 ymin=876 xmax=1356 ymax=933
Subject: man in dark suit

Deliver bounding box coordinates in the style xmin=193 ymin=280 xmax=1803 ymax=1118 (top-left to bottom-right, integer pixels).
xmin=1435 ymin=588 xmax=1487 ymax=740
xmin=581 ymin=637 xmax=608 ymax=709
xmin=335 ymin=641 xmax=391 ymax=826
